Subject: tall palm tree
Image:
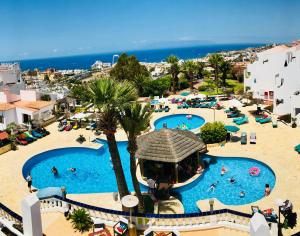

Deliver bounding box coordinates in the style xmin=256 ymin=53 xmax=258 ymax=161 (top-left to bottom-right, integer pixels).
xmin=220 ymin=60 xmax=232 ymax=86
xmin=166 ymin=55 xmax=180 ymax=94
xmin=208 ymin=54 xmax=224 ymax=82
xmin=181 ymin=60 xmax=198 ymax=91
xmin=89 ymin=78 xmax=138 ymax=198
xmin=196 ymin=61 xmax=206 ymax=80
xmin=118 ymin=103 xmax=152 ymax=211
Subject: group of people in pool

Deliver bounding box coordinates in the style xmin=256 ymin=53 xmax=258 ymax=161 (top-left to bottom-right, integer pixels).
xmin=51 ymin=166 xmax=76 ymax=177
xmin=207 ymin=166 xmax=271 ymax=198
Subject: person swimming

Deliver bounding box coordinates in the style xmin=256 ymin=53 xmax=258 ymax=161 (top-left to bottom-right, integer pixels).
xmin=68 ymin=167 xmax=76 ymax=173
xmin=240 ymin=191 xmax=245 ymax=198
xmin=229 ymin=177 xmax=236 ymax=184
xmin=221 ymin=166 xmax=228 ymax=176
xmin=51 ymin=166 xmax=58 ymax=176
xmin=207 ymin=181 xmax=219 ymax=192
xmin=264 ymin=184 xmax=271 ymax=196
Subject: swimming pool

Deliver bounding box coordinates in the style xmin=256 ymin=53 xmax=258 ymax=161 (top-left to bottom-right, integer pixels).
xmin=23 ymin=140 xmax=275 ymax=213
xmin=154 ymin=114 xmax=205 ymax=130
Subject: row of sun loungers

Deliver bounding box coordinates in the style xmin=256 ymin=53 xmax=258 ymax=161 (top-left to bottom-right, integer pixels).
xmin=15 ymin=128 xmax=50 ymax=145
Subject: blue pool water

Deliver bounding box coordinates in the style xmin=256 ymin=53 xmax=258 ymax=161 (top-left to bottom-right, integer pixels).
xmin=154 ymin=114 xmax=205 ymax=130
xmin=23 ymin=140 xmax=275 ymax=213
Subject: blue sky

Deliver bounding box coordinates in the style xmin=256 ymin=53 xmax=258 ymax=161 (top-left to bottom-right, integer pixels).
xmin=1 ymin=0 xmax=300 ymax=60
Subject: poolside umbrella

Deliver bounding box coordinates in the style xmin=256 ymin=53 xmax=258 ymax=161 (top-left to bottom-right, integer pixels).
xmin=229 ymin=99 xmax=243 ymax=108
xmin=224 ymin=125 xmax=240 ymax=133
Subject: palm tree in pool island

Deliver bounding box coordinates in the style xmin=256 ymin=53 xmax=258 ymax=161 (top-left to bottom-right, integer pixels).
xmin=119 ymin=102 xmax=152 ymax=211
xmin=89 ymin=78 xmax=138 ymax=198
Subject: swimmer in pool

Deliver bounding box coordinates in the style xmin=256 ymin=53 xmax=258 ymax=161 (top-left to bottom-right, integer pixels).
xmin=207 ymin=181 xmax=219 ymax=192
xmin=221 ymin=166 xmax=228 ymax=176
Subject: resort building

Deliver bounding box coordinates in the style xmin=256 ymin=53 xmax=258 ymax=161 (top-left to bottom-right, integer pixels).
xmin=244 ymin=43 xmax=300 ymax=120
xmin=0 ymin=89 xmax=54 ymax=130
xmin=0 ymin=63 xmax=25 ymax=94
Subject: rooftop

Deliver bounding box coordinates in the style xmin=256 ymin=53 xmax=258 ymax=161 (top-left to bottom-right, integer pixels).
xmin=136 ymin=128 xmax=206 ymax=163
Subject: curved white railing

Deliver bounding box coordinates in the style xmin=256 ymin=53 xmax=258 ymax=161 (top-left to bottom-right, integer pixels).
xmin=0 ymin=202 xmax=23 ymax=236
xmin=39 ymin=196 xmax=277 ymax=233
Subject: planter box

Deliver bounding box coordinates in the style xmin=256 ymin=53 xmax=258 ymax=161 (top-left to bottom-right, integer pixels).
xmin=0 ymin=143 xmax=12 ymax=155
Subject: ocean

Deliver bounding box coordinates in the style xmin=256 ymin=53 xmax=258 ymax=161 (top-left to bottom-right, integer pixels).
xmin=14 ymin=43 xmax=263 ymax=71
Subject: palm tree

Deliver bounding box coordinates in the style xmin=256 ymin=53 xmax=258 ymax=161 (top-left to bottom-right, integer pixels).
xmin=196 ymin=61 xmax=206 ymax=80
xmin=220 ymin=60 xmax=232 ymax=86
xmin=89 ymin=78 xmax=138 ymax=198
xmin=70 ymin=208 xmax=93 ymax=233
xmin=118 ymin=103 xmax=152 ymax=212
xmin=208 ymin=54 xmax=224 ymax=82
xmin=166 ymin=55 xmax=180 ymax=94
xmin=181 ymin=60 xmax=198 ymax=91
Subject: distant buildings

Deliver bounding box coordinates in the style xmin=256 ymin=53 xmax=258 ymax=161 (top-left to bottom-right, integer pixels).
xmin=244 ymin=41 xmax=300 ymax=120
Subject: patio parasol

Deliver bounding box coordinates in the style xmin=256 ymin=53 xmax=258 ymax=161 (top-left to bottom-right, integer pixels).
xmin=229 ymin=99 xmax=243 ymax=108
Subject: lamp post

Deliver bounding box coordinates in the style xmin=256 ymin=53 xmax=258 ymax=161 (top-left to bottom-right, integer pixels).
xmin=121 ymin=195 xmax=139 ymax=236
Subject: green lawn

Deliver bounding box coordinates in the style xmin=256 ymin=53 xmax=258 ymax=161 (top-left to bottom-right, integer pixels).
xmin=199 ymin=79 xmax=243 ymax=95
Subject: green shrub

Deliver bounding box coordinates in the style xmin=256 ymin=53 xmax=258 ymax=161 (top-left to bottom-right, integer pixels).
xmin=40 ymin=94 xmax=51 ymax=101
xmin=70 ymin=209 xmax=93 ymax=233
xmin=200 ymin=122 xmax=227 ymax=144
xmin=198 ymin=84 xmax=208 ymax=91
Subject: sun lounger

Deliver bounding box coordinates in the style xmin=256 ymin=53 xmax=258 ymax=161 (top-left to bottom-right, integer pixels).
xmin=227 ymin=112 xmax=240 ymax=118
xmin=259 ymin=117 xmax=272 ymax=124
xmin=294 ymin=144 xmax=300 ymax=153
xmin=233 ymin=115 xmax=245 ymax=122
xmin=250 ymin=132 xmax=256 ymax=144
xmin=16 ymin=137 xmax=28 ymax=145
xmin=24 ymin=131 xmax=37 ymax=140
xmin=235 ymin=116 xmax=248 ymax=125
xmin=32 ymin=130 xmax=44 ymax=138
xmin=241 ymin=132 xmax=247 ymax=144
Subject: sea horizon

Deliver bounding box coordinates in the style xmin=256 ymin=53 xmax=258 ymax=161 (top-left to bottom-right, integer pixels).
xmin=3 ymin=43 xmax=265 ymax=71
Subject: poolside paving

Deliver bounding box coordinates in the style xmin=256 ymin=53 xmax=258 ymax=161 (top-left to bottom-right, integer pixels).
xmin=1 ymin=99 xmax=300 ymax=235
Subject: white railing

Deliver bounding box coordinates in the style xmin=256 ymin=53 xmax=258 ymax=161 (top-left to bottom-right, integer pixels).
xmin=0 ymin=203 xmax=23 ymax=236
xmin=39 ymin=196 xmax=278 ymax=233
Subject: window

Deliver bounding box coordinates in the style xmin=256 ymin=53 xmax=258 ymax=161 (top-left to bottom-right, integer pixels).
xmin=254 ymin=78 xmax=256 ymax=83
xmin=23 ymin=114 xmax=31 ymax=124
xmin=0 ymin=115 xmax=3 ymax=124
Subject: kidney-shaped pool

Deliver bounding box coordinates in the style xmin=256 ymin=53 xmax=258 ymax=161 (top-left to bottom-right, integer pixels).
xmin=23 ymin=139 xmax=275 ymax=213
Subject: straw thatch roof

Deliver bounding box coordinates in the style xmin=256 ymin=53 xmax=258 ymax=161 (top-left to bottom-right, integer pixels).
xmin=136 ymin=128 xmax=206 ymax=163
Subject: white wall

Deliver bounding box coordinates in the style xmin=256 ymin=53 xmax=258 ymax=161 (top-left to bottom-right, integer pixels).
xmin=0 ymin=109 xmax=17 ymax=130
xmin=20 ymin=90 xmax=39 ymax=102
xmin=15 ymin=107 xmax=34 ymax=125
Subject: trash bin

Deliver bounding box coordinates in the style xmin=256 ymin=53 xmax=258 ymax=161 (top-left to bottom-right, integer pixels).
xmin=241 ymin=132 xmax=247 ymax=144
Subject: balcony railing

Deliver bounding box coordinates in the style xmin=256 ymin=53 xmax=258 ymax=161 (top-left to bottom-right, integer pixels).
xmin=39 ymin=195 xmax=277 ymax=233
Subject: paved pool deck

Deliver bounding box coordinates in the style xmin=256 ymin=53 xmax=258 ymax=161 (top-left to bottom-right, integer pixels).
xmin=1 ymin=99 xmax=300 ymax=235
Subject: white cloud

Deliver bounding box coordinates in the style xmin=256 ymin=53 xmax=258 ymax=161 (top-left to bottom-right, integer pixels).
xmin=132 ymin=39 xmax=147 ymax=44
xmin=177 ymin=36 xmax=195 ymax=41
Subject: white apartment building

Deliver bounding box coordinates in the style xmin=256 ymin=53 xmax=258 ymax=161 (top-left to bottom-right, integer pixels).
xmin=244 ymin=44 xmax=300 ymax=120
xmin=0 ymin=89 xmax=54 ymax=130
xmin=0 ymin=63 xmax=25 ymax=94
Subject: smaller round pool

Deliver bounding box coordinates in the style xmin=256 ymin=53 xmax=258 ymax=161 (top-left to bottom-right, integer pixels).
xmin=154 ymin=114 xmax=205 ymax=130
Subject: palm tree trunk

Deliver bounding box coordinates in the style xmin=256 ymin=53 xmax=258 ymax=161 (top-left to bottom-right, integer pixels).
xmin=130 ymin=153 xmax=145 ymax=211
xmin=106 ymin=132 xmax=130 ymax=198
xmin=128 ymin=138 xmax=145 ymax=211
xmin=172 ymin=75 xmax=177 ymax=94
